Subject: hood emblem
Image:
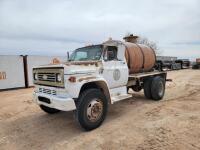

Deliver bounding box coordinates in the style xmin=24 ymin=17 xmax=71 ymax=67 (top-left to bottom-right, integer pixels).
xmin=43 ymin=75 xmax=48 ymax=80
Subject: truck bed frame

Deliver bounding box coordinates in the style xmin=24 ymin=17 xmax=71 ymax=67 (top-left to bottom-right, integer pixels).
xmin=127 ymin=71 xmax=167 ymax=87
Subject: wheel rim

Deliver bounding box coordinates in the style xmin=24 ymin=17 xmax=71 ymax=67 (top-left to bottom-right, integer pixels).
xmin=87 ymin=99 xmax=103 ymax=122
xmin=158 ymin=81 xmax=164 ymax=96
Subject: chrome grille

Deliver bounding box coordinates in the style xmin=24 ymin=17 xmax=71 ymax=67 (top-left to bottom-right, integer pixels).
xmin=33 ymin=67 xmax=64 ymax=88
xmin=39 ymin=88 xmax=57 ymax=95
xmin=37 ymin=73 xmax=56 ymax=82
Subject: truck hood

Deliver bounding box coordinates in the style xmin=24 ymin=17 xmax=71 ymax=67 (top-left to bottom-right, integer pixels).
xmin=34 ymin=61 xmax=101 ymax=75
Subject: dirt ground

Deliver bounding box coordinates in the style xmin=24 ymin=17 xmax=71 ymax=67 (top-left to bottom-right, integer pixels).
xmin=0 ymin=69 xmax=200 ymax=150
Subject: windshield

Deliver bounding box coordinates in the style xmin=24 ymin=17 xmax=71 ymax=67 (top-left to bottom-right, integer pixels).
xmin=69 ymin=45 xmax=102 ymax=61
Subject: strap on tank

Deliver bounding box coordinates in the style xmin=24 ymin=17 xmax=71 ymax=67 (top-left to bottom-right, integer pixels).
xmin=149 ymin=47 xmax=157 ymax=67
xmin=124 ymin=44 xmax=130 ymax=69
xmin=136 ymin=44 xmax=145 ymax=72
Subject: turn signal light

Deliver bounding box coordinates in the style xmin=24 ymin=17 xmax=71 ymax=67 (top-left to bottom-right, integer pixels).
xmin=68 ymin=76 xmax=76 ymax=82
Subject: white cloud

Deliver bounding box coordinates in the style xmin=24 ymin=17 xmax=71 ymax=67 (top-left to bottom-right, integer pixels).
xmin=0 ymin=0 xmax=199 ymax=59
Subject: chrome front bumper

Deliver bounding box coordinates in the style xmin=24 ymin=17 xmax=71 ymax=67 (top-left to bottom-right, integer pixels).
xmin=33 ymin=92 xmax=76 ymax=111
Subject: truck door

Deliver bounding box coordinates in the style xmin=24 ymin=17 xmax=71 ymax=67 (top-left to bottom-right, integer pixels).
xmin=102 ymin=45 xmax=128 ymax=89
xmin=115 ymin=44 xmax=129 ymax=86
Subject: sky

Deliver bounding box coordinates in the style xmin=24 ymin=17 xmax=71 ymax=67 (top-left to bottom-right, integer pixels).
xmin=0 ymin=0 xmax=199 ymax=60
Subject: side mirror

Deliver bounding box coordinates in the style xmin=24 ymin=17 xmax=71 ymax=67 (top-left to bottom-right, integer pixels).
xmin=67 ymin=51 xmax=70 ymax=60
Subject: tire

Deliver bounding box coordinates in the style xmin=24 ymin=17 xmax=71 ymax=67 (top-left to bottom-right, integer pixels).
xmin=75 ymin=88 xmax=108 ymax=131
xmin=39 ymin=105 xmax=60 ymax=114
xmin=131 ymin=85 xmax=142 ymax=92
xmin=144 ymin=78 xmax=153 ymax=99
xmin=151 ymin=76 xmax=165 ymax=101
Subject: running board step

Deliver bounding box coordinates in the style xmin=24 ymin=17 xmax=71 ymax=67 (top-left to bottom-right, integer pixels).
xmin=111 ymin=94 xmax=132 ymax=104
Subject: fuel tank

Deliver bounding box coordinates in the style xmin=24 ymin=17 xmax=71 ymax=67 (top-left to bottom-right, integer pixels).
xmin=124 ymin=42 xmax=156 ymax=74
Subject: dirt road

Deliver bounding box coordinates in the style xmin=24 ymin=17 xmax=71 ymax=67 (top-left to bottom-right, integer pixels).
xmin=0 ymin=69 xmax=200 ymax=150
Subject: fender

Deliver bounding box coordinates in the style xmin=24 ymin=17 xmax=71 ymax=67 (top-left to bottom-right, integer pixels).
xmin=65 ymin=75 xmax=112 ymax=103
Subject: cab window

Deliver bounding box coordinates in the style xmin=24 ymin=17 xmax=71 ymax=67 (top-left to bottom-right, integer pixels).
xmin=104 ymin=46 xmax=118 ymax=61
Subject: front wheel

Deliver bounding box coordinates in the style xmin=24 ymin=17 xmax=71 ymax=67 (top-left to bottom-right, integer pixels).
xmin=75 ymin=89 xmax=108 ymax=131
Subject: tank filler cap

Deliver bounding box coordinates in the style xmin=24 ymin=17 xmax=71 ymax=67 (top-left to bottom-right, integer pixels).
xmin=123 ymin=34 xmax=139 ymax=43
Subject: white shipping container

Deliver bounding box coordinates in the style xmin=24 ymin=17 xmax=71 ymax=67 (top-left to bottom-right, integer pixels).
xmin=0 ymin=55 xmax=25 ymax=90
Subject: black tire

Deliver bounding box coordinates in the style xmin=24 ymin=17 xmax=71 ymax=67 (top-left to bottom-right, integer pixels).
xmin=75 ymin=88 xmax=108 ymax=131
xmin=151 ymin=76 xmax=165 ymax=101
xmin=144 ymin=78 xmax=153 ymax=99
xmin=40 ymin=105 xmax=60 ymax=114
xmin=131 ymin=85 xmax=142 ymax=92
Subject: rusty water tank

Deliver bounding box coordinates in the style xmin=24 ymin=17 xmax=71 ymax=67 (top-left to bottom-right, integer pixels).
xmin=123 ymin=35 xmax=156 ymax=74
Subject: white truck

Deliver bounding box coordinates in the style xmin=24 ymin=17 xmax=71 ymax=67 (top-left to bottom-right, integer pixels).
xmin=33 ymin=37 xmax=167 ymax=130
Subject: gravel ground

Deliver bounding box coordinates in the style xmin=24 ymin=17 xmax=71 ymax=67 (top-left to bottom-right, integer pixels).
xmin=0 ymin=69 xmax=200 ymax=150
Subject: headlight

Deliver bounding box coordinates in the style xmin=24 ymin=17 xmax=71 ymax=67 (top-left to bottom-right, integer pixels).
xmin=57 ymin=74 xmax=62 ymax=82
xmin=34 ymin=73 xmax=38 ymax=80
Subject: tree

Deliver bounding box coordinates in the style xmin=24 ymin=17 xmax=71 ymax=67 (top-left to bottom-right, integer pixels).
xmin=124 ymin=33 xmax=161 ymax=55
xmin=137 ymin=37 xmax=161 ymax=55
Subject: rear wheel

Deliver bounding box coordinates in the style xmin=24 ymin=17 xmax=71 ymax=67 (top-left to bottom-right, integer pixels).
xmin=144 ymin=78 xmax=153 ymax=99
xmin=151 ymin=76 xmax=165 ymax=101
xmin=75 ymin=89 xmax=108 ymax=131
xmin=39 ymin=105 xmax=60 ymax=114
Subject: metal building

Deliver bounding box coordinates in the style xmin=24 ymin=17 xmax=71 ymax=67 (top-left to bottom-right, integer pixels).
xmin=0 ymin=55 xmax=66 ymax=90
